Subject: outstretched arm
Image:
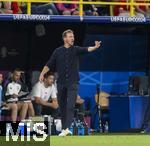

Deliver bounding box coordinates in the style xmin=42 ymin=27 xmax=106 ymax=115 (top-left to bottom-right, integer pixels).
xmin=39 ymin=66 xmax=49 ymax=82
xmin=88 ymin=41 xmax=101 ymax=52
xmin=39 ymin=49 xmax=57 ymax=82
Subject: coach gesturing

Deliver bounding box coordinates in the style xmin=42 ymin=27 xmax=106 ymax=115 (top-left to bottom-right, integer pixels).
xmin=39 ymin=29 xmax=101 ymax=136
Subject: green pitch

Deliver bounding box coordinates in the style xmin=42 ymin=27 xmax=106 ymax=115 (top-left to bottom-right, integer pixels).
xmin=0 ymin=134 xmax=150 ymax=146
xmin=50 ymin=135 xmax=150 ymax=146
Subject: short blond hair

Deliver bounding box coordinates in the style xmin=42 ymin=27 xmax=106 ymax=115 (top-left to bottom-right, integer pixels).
xmin=62 ymin=29 xmax=74 ymax=39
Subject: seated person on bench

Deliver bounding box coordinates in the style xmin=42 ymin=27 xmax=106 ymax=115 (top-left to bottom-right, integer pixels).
xmin=0 ymin=73 xmax=3 ymax=106
xmin=3 ymin=69 xmax=28 ymax=122
xmin=17 ymin=71 xmax=35 ymax=118
xmin=31 ymin=71 xmax=58 ymax=118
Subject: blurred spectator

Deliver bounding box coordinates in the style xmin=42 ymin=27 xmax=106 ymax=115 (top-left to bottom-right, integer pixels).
xmin=0 ymin=1 xmax=20 ymax=14
xmin=113 ymin=0 xmax=130 ymax=16
xmin=56 ymin=0 xmax=100 ymax=16
xmin=0 ymin=2 xmax=13 ymax=14
xmin=56 ymin=0 xmax=78 ymax=15
xmin=83 ymin=0 xmax=99 ymax=16
xmin=11 ymin=2 xmax=19 ymax=14
xmin=113 ymin=0 xmax=145 ymax=17
xmin=95 ymin=0 xmax=110 ymax=16
xmin=20 ymin=2 xmax=58 ymax=15
xmin=135 ymin=0 xmax=150 ymax=18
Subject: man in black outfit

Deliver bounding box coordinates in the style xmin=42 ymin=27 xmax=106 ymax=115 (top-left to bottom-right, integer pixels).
xmin=39 ymin=29 xmax=101 ymax=136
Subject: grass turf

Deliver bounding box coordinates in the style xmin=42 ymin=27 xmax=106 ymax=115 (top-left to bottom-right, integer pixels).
xmin=50 ymin=135 xmax=150 ymax=146
xmin=0 ymin=134 xmax=150 ymax=146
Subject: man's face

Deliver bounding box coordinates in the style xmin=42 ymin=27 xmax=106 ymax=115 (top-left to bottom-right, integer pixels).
xmin=0 ymin=74 xmax=3 ymax=84
xmin=45 ymin=75 xmax=54 ymax=86
xmin=64 ymin=32 xmax=74 ymax=46
xmin=12 ymin=71 xmax=21 ymax=82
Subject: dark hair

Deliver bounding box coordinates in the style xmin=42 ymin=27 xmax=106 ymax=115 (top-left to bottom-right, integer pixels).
xmin=62 ymin=29 xmax=74 ymax=39
xmin=13 ymin=68 xmax=22 ymax=73
xmin=44 ymin=71 xmax=54 ymax=79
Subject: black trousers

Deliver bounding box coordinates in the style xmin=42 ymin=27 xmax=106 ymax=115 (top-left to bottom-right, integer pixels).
xmin=57 ymin=84 xmax=78 ymax=130
xmin=42 ymin=106 xmax=59 ymax=118
xmin=32 ymin=101 xmax=59 ymax=118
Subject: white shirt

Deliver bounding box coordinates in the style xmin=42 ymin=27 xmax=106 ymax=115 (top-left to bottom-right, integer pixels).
xmin=31 ymin=82 xmax=57 ymax=101
xmin=5 ymin=81 xmax=21 ymax=102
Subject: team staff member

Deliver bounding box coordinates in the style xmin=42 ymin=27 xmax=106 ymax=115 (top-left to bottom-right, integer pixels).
xmin=39 ymin=29 xmax=101 ymax=136
xmin=31 ymin=71 xmax=58 ymax=117
xmin=4 ymin=69 xmax=28 ymax=122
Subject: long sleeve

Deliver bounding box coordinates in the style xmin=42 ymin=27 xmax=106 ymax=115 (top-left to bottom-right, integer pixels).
xmin=76 ymin=46 xmax=89 ymax=55
xmin=46 ymin=49 xmax=57 ymax=71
